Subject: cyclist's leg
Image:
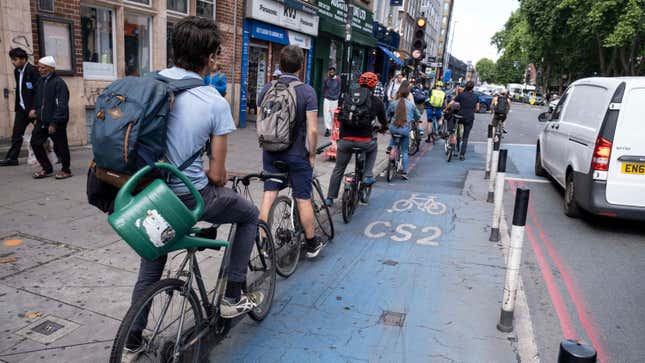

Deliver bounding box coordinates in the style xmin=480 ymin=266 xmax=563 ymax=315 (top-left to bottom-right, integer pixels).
xmin=460 ymin=121 xmax=474 ymax=157
xmin=327 ymin=139 xmax=352 ymax=200
xmin=362 ymin=139 xmax=378 ymax=180
xmin=288 ymin=156 xmax=326 ymax=255
xmin=130 ymin=255 xmax=168 ymax=334
xmin=401 ymin=132 xmax=410 ymax=172
xmin=260 ymin=153 xmax=283 ymax=223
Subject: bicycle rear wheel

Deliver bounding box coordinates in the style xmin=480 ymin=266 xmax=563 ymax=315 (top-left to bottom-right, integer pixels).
xmin=408 ymin=128 xmax=419 ymax=156
xmin=248 ymin=221 xmax=276 ymax=321
xmin=446 ymin=145 xmax=453 ymax=162
xmin=341 ymin=184 xmax=355 ymax=224
xmin=267 ymin=196 xmax=301 ymax=278
xmin=311 ymin=178 xmax=334 ymax=240
xmin=110 ymin=279 xmax=204 ymax=363
xmin=360 ymin=184 xmax=372 ymax=204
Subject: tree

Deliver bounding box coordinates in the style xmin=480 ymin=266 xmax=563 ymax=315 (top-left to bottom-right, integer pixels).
xmin=475 ymin=58 xmax=496 ymax=83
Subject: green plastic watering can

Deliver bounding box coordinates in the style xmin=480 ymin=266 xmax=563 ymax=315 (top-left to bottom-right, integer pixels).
xmin=108 ymin=162 xmax=207 ymax=261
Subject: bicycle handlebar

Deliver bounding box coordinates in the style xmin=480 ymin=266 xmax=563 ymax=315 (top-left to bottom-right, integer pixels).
xmin=229 ymin=172 xmax=288 ymax=186
xmin=316 ymin=142 xmax=332 ymax=155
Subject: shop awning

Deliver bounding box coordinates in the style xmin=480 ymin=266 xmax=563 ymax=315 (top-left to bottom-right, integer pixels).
xmin=378 ymin=45 xmax=403 ymax=66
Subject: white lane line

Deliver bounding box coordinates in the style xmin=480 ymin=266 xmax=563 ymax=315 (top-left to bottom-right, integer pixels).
xmin=505 ymin=176 xmax=550 ymax=184
xmin=470 ymin=141 xmax=536 ymax=147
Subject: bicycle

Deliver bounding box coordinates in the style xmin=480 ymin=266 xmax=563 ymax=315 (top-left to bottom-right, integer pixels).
xmin=386 ymin=134 xmax=404 ymax=182
xmin=390 ymin=193 xmax=447 ymax=215
xmin=491 ymin=113 xmax=505 ymax=144
xmin=446 ymin=114 xmax=464 ymax=162
xmin=110 ymin=171 xmax=279 ymax=363
xmin=341 ymin=145 xmax=374 ymax=224
xmin=408 ymin=120 xmax=423 ymax=156
xmin=267 ymin=143 xmax=334 ymax=278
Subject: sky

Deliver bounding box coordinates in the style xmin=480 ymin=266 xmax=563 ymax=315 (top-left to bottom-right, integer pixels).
xmin=448 ymin=0 xmax=519 ymax=64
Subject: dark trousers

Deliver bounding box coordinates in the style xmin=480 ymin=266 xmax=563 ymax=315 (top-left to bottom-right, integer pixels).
xmin=131 ymin=184 xmax=259 ymax=332
xmin=327 ymin=139 xmax=377 ymax=199
xmin=4 ymin=109 xmax=31 ymax=161
xmin=460 ymin=121 xmax=474 ymax=157
xmin=31 ymin=122 xmax=70 ymax=173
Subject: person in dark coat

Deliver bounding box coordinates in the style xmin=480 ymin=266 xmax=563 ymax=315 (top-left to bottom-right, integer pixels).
xmin=1 ymin=48 xmax=40 ymax=166
xmin=30 ymin=56 xmax=71 ymax=179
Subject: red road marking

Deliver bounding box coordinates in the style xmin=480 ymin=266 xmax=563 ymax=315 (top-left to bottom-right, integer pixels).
xmin=408 ymin=143 xmax=433 ymax=173
xmin=509 ymin=180 xmax=577 ymax=339
xmin=520 ymin=181 xmax=609 ymax=363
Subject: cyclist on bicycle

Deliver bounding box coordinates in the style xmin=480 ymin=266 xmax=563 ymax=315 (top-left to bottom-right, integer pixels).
xmin=426 ymin=81 xmax=446 ymax=143
xmin=257 ymin=46 xmax=327 ymax=258
xmin=447 ymin=81 xmax=479 ymax=160
xmin=127 ymin=17 xmax=263 ymax=351
xmin=491 ymin=89 xmax=511 ymax=133
xmin=325 ymin=72 xmax=388 ymax=206
xmin=387 ymin=85 xmax=421 ymax=180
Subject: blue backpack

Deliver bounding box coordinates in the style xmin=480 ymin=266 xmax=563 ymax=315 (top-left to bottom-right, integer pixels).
xmin=91 ymin=73 xmax=203 ymax=175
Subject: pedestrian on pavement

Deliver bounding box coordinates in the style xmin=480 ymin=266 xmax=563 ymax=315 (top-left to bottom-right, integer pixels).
xmin=448 ymin=80 xmax=479 ymax=161
xmin=373 ymin=74 xmax=385 ymax=103
xmin=1 ymin=48 xmax=40 ymax=167
xmin=491 ymin=89 xmax=512 ymax=133
xmin=387 ymin=85 xmax=421 ymax=180
xmin=322 ymin=66 xmax=341 ymax=137
xmin=258 ymin=45 xmax=327 ymax=258
xmin=386 ymin=72 xmax=405 ymax=104
xmin=204 ymin=61 xmax=227 ymax=97
xmin=325 ymin=72 xmax=388 ymax=206
xmin=30 ymin=56 xmax=72 ymax=179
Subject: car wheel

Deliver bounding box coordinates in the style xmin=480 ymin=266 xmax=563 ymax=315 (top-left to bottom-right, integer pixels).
xmin=479 ymin=103 xmax=488 ymax=112
xmin=564 ymin=171 xmax=581 ymax=218
xmin=535 ymin=144 xmax=547 ymax=177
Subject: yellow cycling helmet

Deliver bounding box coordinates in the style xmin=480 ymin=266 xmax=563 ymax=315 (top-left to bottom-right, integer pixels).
xmin=436 ymin=81 xmax=443 ymax=87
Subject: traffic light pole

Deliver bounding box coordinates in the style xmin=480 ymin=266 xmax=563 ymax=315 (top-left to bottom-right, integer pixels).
xmin=340 ymin=5 xmax=354 ymax=102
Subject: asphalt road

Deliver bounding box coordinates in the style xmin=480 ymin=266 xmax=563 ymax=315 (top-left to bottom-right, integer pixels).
xmin=497 ymin=103 xmax=645 ymax=363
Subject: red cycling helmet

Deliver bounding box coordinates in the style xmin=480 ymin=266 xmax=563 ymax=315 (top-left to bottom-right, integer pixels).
xmin=359 ymin=72 xmax=379 ymax=88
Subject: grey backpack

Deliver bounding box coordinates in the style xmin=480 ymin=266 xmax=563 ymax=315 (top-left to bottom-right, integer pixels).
xmin=257 ymin=80 xmax=302 ymax=152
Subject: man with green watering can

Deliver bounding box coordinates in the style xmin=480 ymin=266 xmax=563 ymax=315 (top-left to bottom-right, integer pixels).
xmin=125 ymin=17 xmax=262 ymax=353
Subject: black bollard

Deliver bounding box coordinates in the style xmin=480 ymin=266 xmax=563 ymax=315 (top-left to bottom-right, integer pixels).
xmin=557 ymin=339 xmax=597 ymax=363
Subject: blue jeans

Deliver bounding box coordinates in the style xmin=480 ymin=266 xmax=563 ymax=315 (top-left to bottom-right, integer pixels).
xmin=389 ymin=124 xmax=410 ymax=173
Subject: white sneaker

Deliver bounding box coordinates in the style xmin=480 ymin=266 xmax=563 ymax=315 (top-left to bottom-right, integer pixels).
xmin=220 ymin=291 xmax=264 ymax=318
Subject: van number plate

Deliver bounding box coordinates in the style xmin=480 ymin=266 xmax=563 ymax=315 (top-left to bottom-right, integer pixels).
xmin=621 ymin=163 xmax=645 ymax=175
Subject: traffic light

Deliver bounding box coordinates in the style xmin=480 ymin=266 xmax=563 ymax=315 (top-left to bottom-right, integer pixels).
xmin=412 ymin=17 xmax=427 ymax=60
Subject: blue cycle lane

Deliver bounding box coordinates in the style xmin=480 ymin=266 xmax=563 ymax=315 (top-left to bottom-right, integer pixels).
xmin=210 ymin=143 xmax=519 ymax=362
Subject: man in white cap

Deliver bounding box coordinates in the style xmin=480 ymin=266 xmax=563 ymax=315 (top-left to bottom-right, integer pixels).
xmin=30 ymin=55 xmax=71 ymax=179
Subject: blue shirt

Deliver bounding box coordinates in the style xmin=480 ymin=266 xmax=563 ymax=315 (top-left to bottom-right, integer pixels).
xmin=387 ymin=98 xmax=421 ymax=126
xmin=204 ymin=71 xmax=227 ymax=97
xmin=159 ymin=67 xmax=236 ymax=194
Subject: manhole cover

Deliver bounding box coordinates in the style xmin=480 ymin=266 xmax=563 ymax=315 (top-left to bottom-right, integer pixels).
xmin=31 ymin=320 xmax=64 ymax=336
xmin=379 ymin=311 xmax=406 ymax=327
xmin=15 ymin=315 xmax=80 ymax=344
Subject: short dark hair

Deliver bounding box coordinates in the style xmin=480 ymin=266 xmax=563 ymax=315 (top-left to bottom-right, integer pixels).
xmin=279 ymin=46 xmax=303 ymax=74
xmin=9 ymin=48 xmax=28 ymax=60
xmin=328 ymin=66 xmax=336 ymax=71
xmin=172 ymin=17 xmax=221 ymax=73
xmin=465 ymin=81 xmax=475 ymax=91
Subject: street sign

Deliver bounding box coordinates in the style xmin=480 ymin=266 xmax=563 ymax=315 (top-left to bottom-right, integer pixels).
xmin=412 ymin=49 xmax=422 ymax=59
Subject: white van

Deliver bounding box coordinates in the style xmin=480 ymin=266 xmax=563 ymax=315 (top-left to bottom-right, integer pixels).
xmin=535 ymin=77 xmax=645 ymax=220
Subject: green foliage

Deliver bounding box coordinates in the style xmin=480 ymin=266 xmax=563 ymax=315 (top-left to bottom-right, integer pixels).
xmin=475 ymin=58 xmax=496 ymax=83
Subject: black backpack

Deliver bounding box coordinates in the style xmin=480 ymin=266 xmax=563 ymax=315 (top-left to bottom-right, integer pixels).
xmin=338 ymin=87 xmax=373 ymax=129
xmin=495 ymin=96 xmax=509 ymax=114
xmin=411 ymin=86 xmax=427 ymax=104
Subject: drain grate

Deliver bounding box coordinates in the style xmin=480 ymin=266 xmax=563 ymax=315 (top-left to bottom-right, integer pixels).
xmin=31 ymin=320 xmax=65 ymax=336
xmin=382 ymin=260 xmax=399 ymax=266
xmin=379 ymin=311 xmax=406 ymax=327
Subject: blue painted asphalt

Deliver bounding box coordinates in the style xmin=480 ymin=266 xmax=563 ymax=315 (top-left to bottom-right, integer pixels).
xmin=209 ymin=143 xmax=518 ymax=362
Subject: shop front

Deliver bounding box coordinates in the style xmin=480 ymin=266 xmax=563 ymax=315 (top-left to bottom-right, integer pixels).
xmin=239 ymin=0 xmax=319 ymax=127
xmin=372 ymin=22 xmax=402 ymax=84
xmin=312 ymin=0 xmax=377 ymax=110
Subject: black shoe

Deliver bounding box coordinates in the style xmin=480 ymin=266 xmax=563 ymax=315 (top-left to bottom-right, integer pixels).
xmin=401 ymin=173 xmax=409 ymax=180
xmin=502 ymin=128 xmax=508 ymax=134
xmin=386 ymin=146 xmax=392 ymax=154
xmin=305 ymin=236 xmax=327 ymax=258
xmin=425 ymin=135 xmax=432 ymax=143
xmin=125 ymin=330 xmax=144 ymax=352
xmin=459 ymin=155 xmax=465 ymax=161
xmin=324 ymin=129 xmax=330 ymax=137
xmin=0 ymin=159 xmax=19 ymax=166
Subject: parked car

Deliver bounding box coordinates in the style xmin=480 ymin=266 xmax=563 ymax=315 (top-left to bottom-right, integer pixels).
xmin=532 ymin=94 xmax=546 ymax=105
xmin=474 ymin=91 xmax=493 ymax=112
xmin=535 ymin=77 xmax=645 ymax=220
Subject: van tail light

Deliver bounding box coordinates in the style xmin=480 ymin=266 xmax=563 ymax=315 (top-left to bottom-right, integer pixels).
xmin=591 ymin=137 xmax=612 ymax=171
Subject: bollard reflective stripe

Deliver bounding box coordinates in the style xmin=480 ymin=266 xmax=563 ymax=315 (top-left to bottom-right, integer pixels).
xmin=490 ymin=150 xmax=508 ymax=242
xmin=497 ymin=188 xmax=530 ymax=333
xmin=487 ymin=145 xmax=500 ymax=203
xmin=485 ymin=124 xmax=494 ymax=179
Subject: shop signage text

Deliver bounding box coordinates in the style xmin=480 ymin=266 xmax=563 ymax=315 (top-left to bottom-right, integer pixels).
xmin=247 ymin=0 xmax=319 ymax=36
xmin=250 ymin=20 xmax=312 ymax=50
xmin=317 ymin=0 xmax=374 ymax=34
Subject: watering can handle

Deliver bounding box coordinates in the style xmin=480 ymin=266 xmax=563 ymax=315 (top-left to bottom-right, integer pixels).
xmin=114 ymin=162 xmax=204 ymax=220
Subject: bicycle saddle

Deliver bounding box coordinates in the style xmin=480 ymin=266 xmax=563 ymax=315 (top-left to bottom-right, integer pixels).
xmin=392 ymin=134 xmax=403 ymax=140
xmin=351 ymin=147 xmax=363 ymax=153
xmin=273 ymin=161 xmax=288 ymax=172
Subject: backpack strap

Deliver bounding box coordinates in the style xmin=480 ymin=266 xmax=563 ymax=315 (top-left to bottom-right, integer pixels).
xmin=177 ymin=148 xmax=203 ymax=171
xmin=153 ymin=72 xmax=204 ymax=94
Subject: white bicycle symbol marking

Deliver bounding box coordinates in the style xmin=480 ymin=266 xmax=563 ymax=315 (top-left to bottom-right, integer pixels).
xmin=387 ymin=193 xmax=447 ymax=215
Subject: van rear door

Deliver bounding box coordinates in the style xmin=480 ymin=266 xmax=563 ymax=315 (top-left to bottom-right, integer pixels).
xmin=606 ymin=81 xmax=645 ymax=207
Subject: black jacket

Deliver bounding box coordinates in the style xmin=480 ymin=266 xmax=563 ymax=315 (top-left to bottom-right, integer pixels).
xmin=33 ymin=72 xmax=69 ymax=125
xmin=340 ymin=91 xmax=388 ymax=139
xmin=13 ymin=63 xmax=40 ymax=112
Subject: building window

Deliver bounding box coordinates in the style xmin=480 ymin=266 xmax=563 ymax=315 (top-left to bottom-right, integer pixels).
xmin=124 ymin=13 xmax=151 ymax=76
xmin=196 ymin=0 xmax=214 ymax=18
xmin=167 ymin=0 xmax=188 ymax=14
xmin=81 ymin=6 xmax=116 ymax=79
xmin=125 ymin=0 xmax=151 ymax=5
xmin=38 ymin=0 xmax=54 ymax=11
xmin=167 ymin=22 xmax=174 ymax=67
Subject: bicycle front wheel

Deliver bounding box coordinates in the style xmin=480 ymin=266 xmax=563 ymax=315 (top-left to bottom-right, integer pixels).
xmin=248 ymin=221 xmax=276 ymax=321
xmin=110 ymin=279 xmax=204 ymax=363
xmin=341 ymin=184 xmax=355 ymax=224
xmin=268 ymin=196 xmax=301 ymax=278
xmin=408 ymin=129 xmax=419 ymax=156
xmin=311 ymin=178 xmax=334 ymax=240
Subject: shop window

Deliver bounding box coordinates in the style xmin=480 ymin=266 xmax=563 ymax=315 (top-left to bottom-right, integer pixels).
xmin=196 ymin=0 xmax=214 ymax=18
xmin=81 ymin=6 xmax=116 ymax=79
xmin=167 ymin=0 xmax=188 ymax=14
xmin=167 ymin=22 xmax=175 ymax=67
xmin=124 ymin=13 xmax=151 ymax=76
xmin=38 ymin=0 xmax=54 ymax=11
